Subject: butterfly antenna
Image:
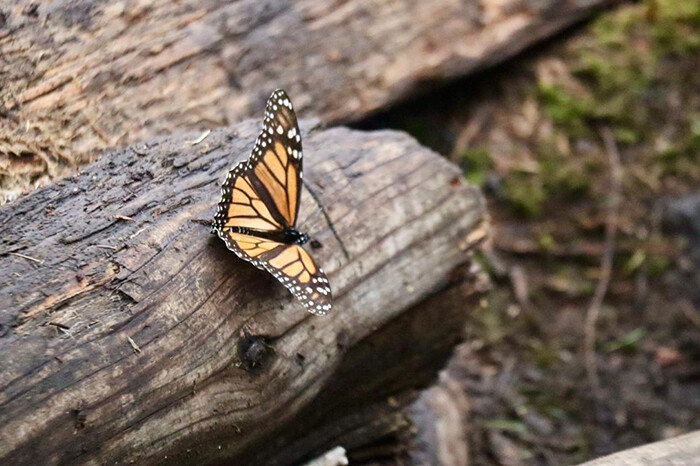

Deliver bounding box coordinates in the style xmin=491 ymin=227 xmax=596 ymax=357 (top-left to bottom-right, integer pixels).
xmin=303 ymin=179 xmax=350 ymax=260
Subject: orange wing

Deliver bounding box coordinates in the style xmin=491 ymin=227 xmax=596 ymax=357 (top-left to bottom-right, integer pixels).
xmin=213 ymin=89 xmax=303 ymax=232
xmin=222 ymin=232 xmax=332 ymax=315
xmin=212 ymin=89 xmax=332 ymax=314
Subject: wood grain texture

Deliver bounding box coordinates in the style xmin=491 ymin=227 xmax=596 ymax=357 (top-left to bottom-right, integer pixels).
xmin=577 ymin=430 xmax=700 ymax=466
xmin=0 ymin=0 xmax=614 ymax=197
xmin=0 ymin=121 xmax=487 ymax=465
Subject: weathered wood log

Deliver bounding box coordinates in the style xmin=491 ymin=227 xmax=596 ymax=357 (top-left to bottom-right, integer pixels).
xmin=0 ymin=0 xmax=615 ymax=197
xmin=577 ymin=430 xmax=700 ymax=466
xmin=408 ymin=372 xmax=470 ymax=466
xmin=0 ymin=120 xmax=487 ymax=465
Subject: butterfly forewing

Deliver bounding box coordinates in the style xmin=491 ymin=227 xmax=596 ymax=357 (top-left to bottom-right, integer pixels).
xmin=247 ymin=89 xmax=303 ymax=228
xmin=213 ymin=89 xmax=302 ymax=232
xmin=213 ymin=89 xmax=332 ymax=315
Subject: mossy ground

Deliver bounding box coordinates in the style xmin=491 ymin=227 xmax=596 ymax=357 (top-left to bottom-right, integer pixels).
xmin=361 ymin=1 xmax=700 ymax=464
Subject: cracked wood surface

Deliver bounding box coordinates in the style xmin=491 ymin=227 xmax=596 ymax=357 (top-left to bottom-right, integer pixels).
xmin=0 ymin=121 xmax=487 ymax=465
xmin=577 ymin=430 xmax=700 ymax=466
xmin=0 ymin=0 xmax=614 ymax=198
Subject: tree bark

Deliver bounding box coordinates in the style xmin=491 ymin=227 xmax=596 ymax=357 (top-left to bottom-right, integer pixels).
xmin=0 ymin=120 xmax=488 ymax=465
xmin=0 ymin=0 xmax=615 ymax=197
xmin=577 ymin=430 xmax=700 ymax=466
xmin=407 ymin=372 xmax=470 ymax=466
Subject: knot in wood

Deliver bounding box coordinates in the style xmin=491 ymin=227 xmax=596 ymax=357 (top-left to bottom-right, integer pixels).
xmin=237 ymin=332 xmax=274 ymax=372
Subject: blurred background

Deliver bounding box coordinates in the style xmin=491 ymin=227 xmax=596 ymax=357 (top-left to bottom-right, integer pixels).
xmin=360 ymin=2 xmax=700 ymax=463
xmin=1 ymin=0 xmax=699 ymax=464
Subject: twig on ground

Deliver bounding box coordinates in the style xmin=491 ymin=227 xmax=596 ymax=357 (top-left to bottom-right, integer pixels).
xmin=186 ymin=129 xmax=211 ymax=146
xmin=584 ymin=127 xmax=623 ymax=395
xmin=95 ymin=244 xmax=118 ymax=250
xmin=127 ymin=336 xmax=142 ymax=353
xmin=9 ymin=252 xmax=43 ymax=264
xmin=48 ymin=321 xmax=70 ymax=330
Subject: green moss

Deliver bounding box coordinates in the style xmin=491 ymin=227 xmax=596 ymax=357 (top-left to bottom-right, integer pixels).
xmin=539 ymin=140 xmax=591 ymax=199
xmin=590 ymin=13 xmax=632 ymax=48
xmin=564 ymin=0 xmax=700 ymax=149
xmin=460 ymin=147 xmax=492 ymax=186
xmin=613 ymin=127 xmax=640 ymax=145
xmin=687 ymin=114 xmax=700 ymax=150
xmin=537 ymin=84 xmax=594 ymax=136
xmin=503 ymin=173 xmax=546 ymax=218
xmin=647 ymin=254 xmax=672 ymax=276
xmin=649 ymin=0 xmax=700 ymax=55
xmin=529 ymin=338 xmax=561 ymax=368
xmin=537 ymin=232 xmax=557 ymax=251
xmin=534 ymin=0 xmax=700 ymax=152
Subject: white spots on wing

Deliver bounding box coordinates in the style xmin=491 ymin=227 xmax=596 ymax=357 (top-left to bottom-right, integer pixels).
xmin=213 ymin=89 xmax=330 ymax=315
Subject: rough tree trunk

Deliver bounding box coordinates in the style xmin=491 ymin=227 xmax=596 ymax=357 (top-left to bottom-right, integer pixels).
xmin=0 ymin=120 xmax=488 ymax=465
xmin=0 ymin=0 xmax=615 ymax=197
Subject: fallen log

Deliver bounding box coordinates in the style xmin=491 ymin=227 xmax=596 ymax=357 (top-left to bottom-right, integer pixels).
xmin=0 ymin=121 xmax=487 ymax=465
xmin=408 ymin=371 xmax=470 ymax=466
xmin=577 ymin=430 xmax=700 ymax=466
xmin=0 ymin=0 xmax=615 ymax=197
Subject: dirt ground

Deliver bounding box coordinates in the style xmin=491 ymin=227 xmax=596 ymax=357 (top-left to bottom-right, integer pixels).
xmin=360 ymin=1 xmax=700 ymax=464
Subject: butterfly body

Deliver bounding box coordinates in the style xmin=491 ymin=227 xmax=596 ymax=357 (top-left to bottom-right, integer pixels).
xmin=225 ymin=226 xmax=309 ymax=245
xmin=212 ymin=89 xmax=332 ymax=315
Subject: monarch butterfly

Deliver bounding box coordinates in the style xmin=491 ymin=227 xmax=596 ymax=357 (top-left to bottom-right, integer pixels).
xmin=212 ymin=89 xmax=332 ymax=315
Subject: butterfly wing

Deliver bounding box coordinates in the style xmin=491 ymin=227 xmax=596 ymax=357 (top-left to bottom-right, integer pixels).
xmin=213 ymin=89 xmax=303 ymax=233
xmin=224 ymin=232 xmax=332 ymax=315
xmin=213 ymin=89 xmax=331 ymax=315
xmin=212 ymin=159 xmax=285 ymax=233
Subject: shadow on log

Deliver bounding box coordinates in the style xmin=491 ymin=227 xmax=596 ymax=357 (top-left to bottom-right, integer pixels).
xmin=0 ymin=121 xmax=487 ymax=465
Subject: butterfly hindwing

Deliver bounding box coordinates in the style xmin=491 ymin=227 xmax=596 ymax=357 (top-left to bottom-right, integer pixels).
xmin=225 ymin=232 xmax=332 ymax=315
xmin=213 ymin=89 xmax=332 ymax=315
